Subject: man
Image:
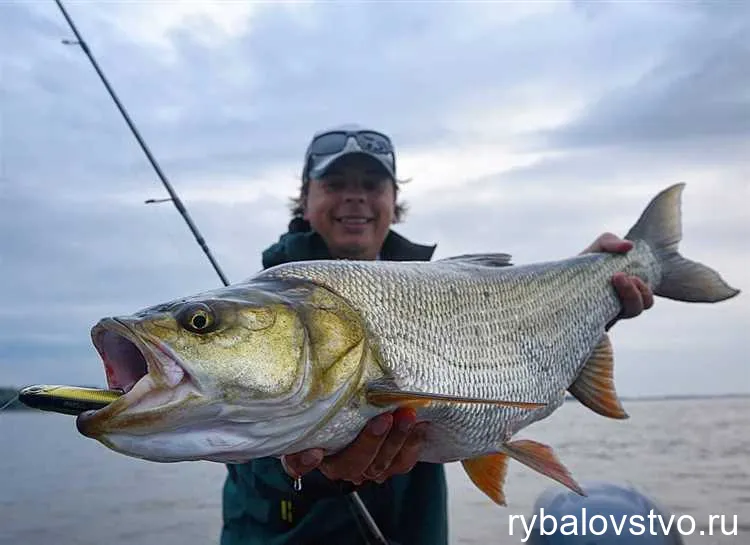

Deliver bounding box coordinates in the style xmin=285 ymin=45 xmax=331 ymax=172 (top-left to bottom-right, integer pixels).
xmin=220 ymin=124 xmax=654 ymax=545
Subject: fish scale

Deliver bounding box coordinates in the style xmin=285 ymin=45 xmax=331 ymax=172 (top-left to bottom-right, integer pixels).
xmin=258 ymin=251 xmax=633 ymax=461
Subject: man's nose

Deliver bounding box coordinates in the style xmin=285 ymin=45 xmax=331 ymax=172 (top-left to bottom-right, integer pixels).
xmin=341 ymin=182 xmax=367 ymax=200
xmin=344 ymin=192 xmax=365 ymax=202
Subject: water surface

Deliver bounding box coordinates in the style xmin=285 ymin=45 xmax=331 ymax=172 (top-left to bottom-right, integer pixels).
xmin=1 ymin=397 xmax=747 ymax=544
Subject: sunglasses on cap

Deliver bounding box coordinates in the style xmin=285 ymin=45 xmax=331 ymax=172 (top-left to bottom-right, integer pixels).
xmin=304 ymin=129 xmax=396 ymax=181
xmin=309 ymin=130 xmax=394 ymax=156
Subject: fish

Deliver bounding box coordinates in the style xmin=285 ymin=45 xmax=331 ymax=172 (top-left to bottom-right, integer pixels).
xmin=74 ymin=183 xmax=740 ymax=505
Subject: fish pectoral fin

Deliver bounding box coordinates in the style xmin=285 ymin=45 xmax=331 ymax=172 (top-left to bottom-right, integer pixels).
xmin=437 ymin=253 xmax=513 ymax=267
xmin=502 ymin=439 xmax=586 ymax=497
xmin=364 ymin=383 xmax=545 ymax=410
xmin=462 ymin=453 xmax=509 ymax=506
xmin=568 ymin=334 xmax=628 ymax=419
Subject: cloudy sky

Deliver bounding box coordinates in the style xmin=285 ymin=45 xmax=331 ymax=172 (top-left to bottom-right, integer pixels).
xmin=1 ymin=1 xmax=748 ymax=397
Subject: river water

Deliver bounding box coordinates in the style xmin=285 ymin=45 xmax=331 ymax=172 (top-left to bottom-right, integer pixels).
xmin=1 ymin=397 xmax=747 ymax=544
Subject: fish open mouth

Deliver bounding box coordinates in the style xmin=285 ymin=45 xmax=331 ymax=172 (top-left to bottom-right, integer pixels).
xmin=91 ymin=318 xmax=187 ymax=394
xmin=76 ymin=318 xmax=195 ymax=437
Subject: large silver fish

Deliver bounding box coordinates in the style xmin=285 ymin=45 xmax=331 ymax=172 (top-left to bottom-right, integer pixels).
xmin=76 ymin=183 xmax=739 ymax=505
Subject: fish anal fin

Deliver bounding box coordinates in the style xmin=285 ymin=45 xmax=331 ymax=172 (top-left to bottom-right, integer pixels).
xmin=364 ymin=382 xmax=545 ymax=411
xmin=503 ymin=439 xmax=586 ymax=497
xmin=569 ymin=334 xmax=628 ymax=419
xmin=462 ymin=453 xmax=509 ymax=506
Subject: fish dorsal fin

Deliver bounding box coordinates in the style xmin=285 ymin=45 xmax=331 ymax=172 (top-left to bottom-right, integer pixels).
xmin=502 ymin=439 xmax=586 ymax=497
xmin=437 ymin=253 xmax=513 ymax=268
xmin=364 ymin=380 xmax=544 ymax=410
xmin=462 ymin=453 xmax=509 ymax=506
xmin=568 ymin=334 xmax=628 ymax=419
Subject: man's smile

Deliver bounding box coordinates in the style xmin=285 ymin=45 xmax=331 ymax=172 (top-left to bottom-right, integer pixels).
xmin=335 ymin=216 xmax=375 ymax=226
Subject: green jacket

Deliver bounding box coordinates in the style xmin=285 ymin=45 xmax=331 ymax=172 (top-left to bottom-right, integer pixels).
xmin=220 ymin=228 xmax=448 ymax=545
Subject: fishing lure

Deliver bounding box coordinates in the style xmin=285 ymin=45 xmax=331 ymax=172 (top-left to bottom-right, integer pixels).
xmin=17 ymin=385 xmax=122 ymax=416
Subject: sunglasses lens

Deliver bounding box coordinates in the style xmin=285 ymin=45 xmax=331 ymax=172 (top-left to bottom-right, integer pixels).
xmin=355 ymin=132 xmax=392 ymax=154
xmin=310 ymin=132 xmax=350 ymax=155
xmin=310 ymin=131 xmax=393 ymax=156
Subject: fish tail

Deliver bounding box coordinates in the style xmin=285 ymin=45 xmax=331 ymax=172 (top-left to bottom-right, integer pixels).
xmin=624 ymin=183 xmax=740 ymax=302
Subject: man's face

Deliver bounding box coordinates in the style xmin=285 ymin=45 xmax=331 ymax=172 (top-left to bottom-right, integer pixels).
xmin=303 ymin=154 xmax=396 ymax=260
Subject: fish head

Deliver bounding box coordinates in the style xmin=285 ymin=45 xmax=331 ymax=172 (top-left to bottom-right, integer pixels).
xmin=76 ymin=279 xmax=367 ymax=463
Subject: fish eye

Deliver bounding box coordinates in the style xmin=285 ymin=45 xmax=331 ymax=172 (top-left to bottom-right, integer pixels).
xmin=178 ymin=303 xmax=218 ymax=334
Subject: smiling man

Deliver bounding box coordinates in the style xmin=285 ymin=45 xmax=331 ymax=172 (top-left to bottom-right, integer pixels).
xmin=270 ymin=123 xmax=421 ymax=263
xmin=219 ymin=124 xmax=654 ymax=545
xmin=298 ymin=132 xmax=403 ymax=260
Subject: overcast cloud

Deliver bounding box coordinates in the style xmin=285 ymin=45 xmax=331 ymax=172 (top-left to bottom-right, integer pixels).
xmin=1 ymin=1 xmax=747 ymax=397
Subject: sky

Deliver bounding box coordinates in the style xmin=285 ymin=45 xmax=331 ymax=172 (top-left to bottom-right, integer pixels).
xmin=1 ymin=0 xmax=748 ymax=398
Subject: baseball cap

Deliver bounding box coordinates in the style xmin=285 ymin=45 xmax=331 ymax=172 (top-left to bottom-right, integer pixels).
xmin=302 ymin=123 xmax=397 ymax=181
xmin=525 ymin=481 xmax=685 ymax=545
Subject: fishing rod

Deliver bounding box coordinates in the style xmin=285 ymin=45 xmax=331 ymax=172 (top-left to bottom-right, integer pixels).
xmin=52 ymin=2 xmax=389 ymax=544
xmin=54 ymin=0 xmax=229 ymax=287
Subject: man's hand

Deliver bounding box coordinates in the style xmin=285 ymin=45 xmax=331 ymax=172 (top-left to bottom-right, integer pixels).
xmin=281 ymin=407 xmax=427 ymax=485
xmin=582 ymin=232 xmax=655 ymax=321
